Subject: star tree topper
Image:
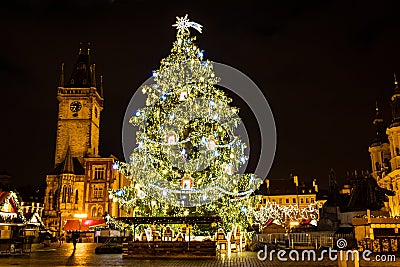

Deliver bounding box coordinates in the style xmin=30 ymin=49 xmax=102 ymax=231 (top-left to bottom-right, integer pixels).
xmin=172 ymin=14 xmax=203 ymax=34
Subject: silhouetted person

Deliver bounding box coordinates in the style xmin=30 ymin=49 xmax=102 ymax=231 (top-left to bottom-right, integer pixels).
xmin=72 ymin=231 xmax=79 ymax=250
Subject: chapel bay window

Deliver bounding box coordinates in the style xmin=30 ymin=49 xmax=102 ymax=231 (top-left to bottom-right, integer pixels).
xmin=94 ymin=187 xmax=103 ymax=199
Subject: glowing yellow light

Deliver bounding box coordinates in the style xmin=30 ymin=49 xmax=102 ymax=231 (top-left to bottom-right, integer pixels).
xmin=74 ymin=213 xmax=87 ymax=219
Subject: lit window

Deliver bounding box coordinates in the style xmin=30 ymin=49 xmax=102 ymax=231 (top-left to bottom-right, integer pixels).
xmin=94 ymin=167 xmax=105 ymax=180
xmin=92 ymin=207 xmax=97 ymax=217
xmin=75 ymin=190 xmax=79 ymax=204
xmin=62 ymin=185 xmax=67 ymax=203
xmin=94 ymin=187 xmax=103 ymax=198
xmin=97 ymin=207 xmax=103 ymax=217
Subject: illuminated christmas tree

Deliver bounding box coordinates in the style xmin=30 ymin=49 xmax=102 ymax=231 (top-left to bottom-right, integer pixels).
xmin=108 ymin=15 xmax=261 ymax=230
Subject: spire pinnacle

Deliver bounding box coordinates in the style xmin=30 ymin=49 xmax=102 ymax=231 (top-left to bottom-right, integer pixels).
xmin=62 ymin=146 xmax=74 ymax=174
xmin=394 ymin=73 xmax=400 ymax=91
xmin=91 ymin=63 xmax=96 ymax=87
xmin=100 ymin=75 xmax=104 ymax=98
xmin=59 ymin=62 xmax=65 ymax=87
xmin=373 ymin=101 xmax=383 ymax=126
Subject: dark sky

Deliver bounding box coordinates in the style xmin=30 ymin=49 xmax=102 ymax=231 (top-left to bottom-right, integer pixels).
xmin=1 ymin=0 xmax=400 ymax=189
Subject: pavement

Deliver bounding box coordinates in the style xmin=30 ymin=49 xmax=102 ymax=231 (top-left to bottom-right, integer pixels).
xmin=0 ymin=242 xmax=397 ymax=266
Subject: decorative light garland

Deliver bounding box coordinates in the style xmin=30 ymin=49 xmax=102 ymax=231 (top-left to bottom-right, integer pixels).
xmin=247 ymin=201 xmax=323 ymax=228
xmin=0 ymin=191 xmax=27 ymax=224
xmin=109 ymin=15 xmax=261 ymax=208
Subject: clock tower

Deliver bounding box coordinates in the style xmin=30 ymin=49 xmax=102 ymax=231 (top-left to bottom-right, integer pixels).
xmin=54 ymin=46 xmax=104 ymax=165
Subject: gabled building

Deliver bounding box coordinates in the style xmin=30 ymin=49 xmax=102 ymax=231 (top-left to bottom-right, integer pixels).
xmin=257 ymin=174 xmax=321 ymax=209
xmin=43 ymin=46 xmax=129 ymax=234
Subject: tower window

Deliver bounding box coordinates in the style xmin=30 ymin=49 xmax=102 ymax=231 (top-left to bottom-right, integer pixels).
xmin=62 ymin=185 xmax=67 ymax=203
xmin=75 ymin=189 xmax=79 ymax=204
xmin=94 ymin=167 xmax=105 ymax=180
xmin=95 ymin=107 xmax=98 ymax=118
xmin=68 ymin=185 xmax=72 ymax=203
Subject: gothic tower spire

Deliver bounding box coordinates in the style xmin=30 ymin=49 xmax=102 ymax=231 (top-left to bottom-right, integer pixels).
xmin=387 ymin=72 xmax=400 ymax=170
xmin=390 ymin=73 xmax=400 ymax=127
xmin=100 ymin=75 xmax=104 ymax=98
xmin=69 ymin=43 xmax=92 ymax=88
xmin=369 ymin=101 xmax=391 ymax=180
xmin=59 ymin=63 xmax=65 ymax=87
xmin=54 ymin=44 xmax=103 ymax=165
xmin=61 ymin=146 xmax=75 ymax=174
xmin=91 ymin=63 xmax=96 ymax=87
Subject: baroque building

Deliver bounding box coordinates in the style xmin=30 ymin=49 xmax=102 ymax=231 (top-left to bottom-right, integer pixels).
xmin=43 ymin=46 xmax=128 ymax=233
xmin=369 ymin=75 xmax=400 ymax=217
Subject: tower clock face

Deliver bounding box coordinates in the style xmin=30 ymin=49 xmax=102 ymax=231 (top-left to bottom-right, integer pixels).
xmin=70 ymin=101 xmax=82 ymax=112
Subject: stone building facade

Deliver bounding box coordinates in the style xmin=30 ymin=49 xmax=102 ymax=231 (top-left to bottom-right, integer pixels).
xmin=43 ymin=46 xmax=129 ymax=233
xmin=369 ymin=75 xmax=400 ymax=217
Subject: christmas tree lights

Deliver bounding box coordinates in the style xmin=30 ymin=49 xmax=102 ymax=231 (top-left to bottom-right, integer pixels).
xmin=110 ymin=15 xmax=262 ymax=210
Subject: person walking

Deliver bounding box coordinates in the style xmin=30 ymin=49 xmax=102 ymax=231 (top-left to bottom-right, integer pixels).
xmin=72 ymin=231 xmax=79 ymax=250
xmin=59 ymin=233 xmax=65 ymax=247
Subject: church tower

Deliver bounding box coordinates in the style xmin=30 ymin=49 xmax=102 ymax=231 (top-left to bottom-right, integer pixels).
xmin=387 ymin=74 xmax=400 ymax=171
xmin=54 ymin=45 xmax=104 ymax=165
xmin=369 ymin=102 xmax=391 ymax=180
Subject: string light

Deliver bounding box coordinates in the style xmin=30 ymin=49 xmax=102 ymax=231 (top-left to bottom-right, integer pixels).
xmin=247 ymin=201 xmax=323 ymax=228
xmin=107 ymin=15 xmax=262 ymax=235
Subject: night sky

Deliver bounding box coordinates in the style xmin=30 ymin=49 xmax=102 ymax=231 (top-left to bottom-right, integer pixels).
xmin=1 ymin=0 xmax=400 ymax=189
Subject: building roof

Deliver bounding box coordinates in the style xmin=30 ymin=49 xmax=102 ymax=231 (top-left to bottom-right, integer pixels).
xmin=370 ymin=102 xmax=389 ymax=147
xmin=68 ymin=45 xmax=95 ymax=88
xmin=49 ymin=157 xmax=85 ymax=175
xmin=257 ymin=178 xmax=317 ymax=196
xmin=347 ymin=175 xmax=394 ymax=211
xmin=63 ymin=219 xmax=107 ymax=231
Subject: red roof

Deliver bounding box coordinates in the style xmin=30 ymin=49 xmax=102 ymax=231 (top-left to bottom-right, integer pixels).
xmin=0 ymin=192 xmax=19 ymax=213
xmin=63 ymin=220 xmax=81 ymax=231
xmin=63 ymin=219 xmax=106 ymax=231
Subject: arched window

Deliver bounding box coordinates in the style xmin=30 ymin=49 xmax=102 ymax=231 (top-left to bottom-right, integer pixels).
xmin=91 ymin=207 xmax=97 ymax=217
xmin=68 ymin=186 xmax=72 ymax=203
xmin=97 ymin=206 xmax=103 ymax=217
xmin=75 ymin=190 xmax=79 ymax=204
xmin=48 ymin=190 xmax=52 ymax=208
xmin=53 ymin=189 xmax=59 ymax=209
xmin=62 ymin=186 xmax=67 ymax=203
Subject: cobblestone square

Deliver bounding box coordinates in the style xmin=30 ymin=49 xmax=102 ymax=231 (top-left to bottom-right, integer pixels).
xmin=0 ymin=243 xmax=398 ymax=267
